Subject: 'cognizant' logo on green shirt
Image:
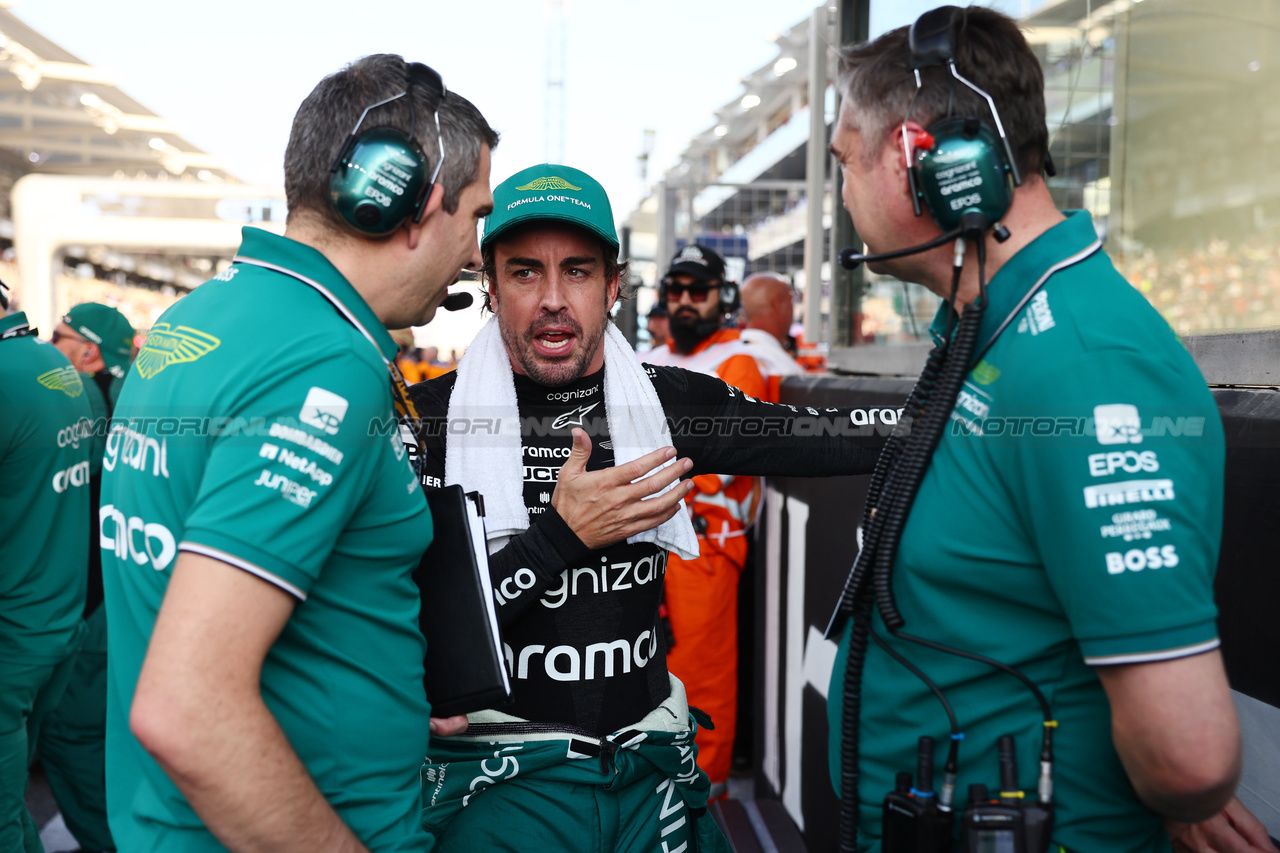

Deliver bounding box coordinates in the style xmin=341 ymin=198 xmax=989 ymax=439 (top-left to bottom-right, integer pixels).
xmin=136 ymin=323 xmax=221 ymax=379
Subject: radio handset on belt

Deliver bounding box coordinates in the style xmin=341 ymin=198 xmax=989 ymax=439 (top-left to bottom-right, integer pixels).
xmin=959 ymin=735 xmax=1054 ymax=853
xmin=881 ymin=736 xmax=954 ymax=853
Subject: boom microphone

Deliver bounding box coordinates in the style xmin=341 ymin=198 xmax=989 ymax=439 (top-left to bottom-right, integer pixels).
xmin=441 ymin=291 xmax=474 ymax=311
xmin=838 ymin=227 xmax=963 ymax=270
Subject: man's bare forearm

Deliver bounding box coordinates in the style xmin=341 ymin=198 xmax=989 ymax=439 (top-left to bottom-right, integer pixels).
xmin=135 ymin=687 xmax=370 ymax=853
xmin=131 ymin=553 xmax=372 ymax=853
xmin=1097 ymin=651 xmax=1242 ymax=823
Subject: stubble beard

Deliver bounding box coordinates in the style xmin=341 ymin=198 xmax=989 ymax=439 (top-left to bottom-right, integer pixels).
xmin=499 ymin=311 xmax=608 ymax=388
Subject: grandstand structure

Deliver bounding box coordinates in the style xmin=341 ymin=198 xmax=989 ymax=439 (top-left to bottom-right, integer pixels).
xmin=628 ymin=0 xmax=1280 ymax=365
xmin=0 ymin=6 xmax=283 ymax=338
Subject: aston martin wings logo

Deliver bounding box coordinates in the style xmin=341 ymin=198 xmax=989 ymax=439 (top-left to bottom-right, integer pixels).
xmin=37 ymin=366 xmax=83 ymax=397
xmin=515 ymin=176 xmax=582 ymax=192
xmin=136 ymin=323 xmax=221 ymax=379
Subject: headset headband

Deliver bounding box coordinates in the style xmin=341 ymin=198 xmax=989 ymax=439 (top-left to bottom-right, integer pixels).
xmin=907 ymin=7 xmax=1021 ymax=187
xmin=329 ymin=61 xmax=449 ymax=226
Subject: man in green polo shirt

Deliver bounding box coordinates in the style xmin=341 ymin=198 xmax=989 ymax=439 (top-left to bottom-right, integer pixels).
xmin=0 ymin=283 xmax=92 ymax=852
xmin=826 ymin=8 xmax=1270 ymax=853
xmin=40 ymin=301 xmax=133 ymax=853
xmin=101 ymin=55 xmax=498 ymax=852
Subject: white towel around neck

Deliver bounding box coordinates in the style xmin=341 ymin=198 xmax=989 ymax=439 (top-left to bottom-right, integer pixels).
xmin=444 ymin=318 xmax=698 ymax=560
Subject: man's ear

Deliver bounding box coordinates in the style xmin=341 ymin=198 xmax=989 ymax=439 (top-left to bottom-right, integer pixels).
xmin=404 ymin=182 xmax=446 ymax=250
xmin=606 ymin=271 xmax=620 ymax=315
xmin=892 ymin=119 xmax=929 ymax=193
xmin=80 ymin=343 xmax=102 ymax=371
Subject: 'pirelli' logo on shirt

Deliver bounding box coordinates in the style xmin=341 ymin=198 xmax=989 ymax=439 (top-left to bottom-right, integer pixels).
xmin=1083 ymin=478 xmax=1175 ymax=509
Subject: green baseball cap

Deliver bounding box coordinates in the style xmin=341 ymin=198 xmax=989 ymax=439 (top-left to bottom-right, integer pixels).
xmin=482 ymin=163 xmax=618 ymax=251
xmin=64 ymin=302 xmax=135 ymax=378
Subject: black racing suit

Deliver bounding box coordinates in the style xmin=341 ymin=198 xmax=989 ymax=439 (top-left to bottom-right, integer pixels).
xmin=409 ymin=363 xmax=880 ymax=735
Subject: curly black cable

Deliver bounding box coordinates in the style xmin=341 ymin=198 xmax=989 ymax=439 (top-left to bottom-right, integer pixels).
xmin=873 ymin=293 xmax=986 ymax=629
xmin=835 ymin=350 xmax=947 ymax=851
xmin=838 ymin=591 xmax=874 ymax=853
xmin=836 ymin=300 xmax=964 ymax=851
xmin=836 ymin=228 xmax=991 ymax=850
xmin=835 ymin=340 xmax=948 ymax=621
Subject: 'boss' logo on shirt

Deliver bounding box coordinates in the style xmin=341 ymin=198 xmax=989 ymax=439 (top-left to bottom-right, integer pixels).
xmin=1105 ymin=544 xmax=1179 ymax=574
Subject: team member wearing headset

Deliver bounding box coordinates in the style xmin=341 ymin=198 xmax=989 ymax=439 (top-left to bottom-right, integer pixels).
xmin=102 ymin=55 xmax=497 ymax=852
xmin=827 ymin=8 xmax=1268 ymax=852
xmin=644 ymin=245 xmax=768 ymax=794
xmin=0 ymin=283 xmax=92 ymax=852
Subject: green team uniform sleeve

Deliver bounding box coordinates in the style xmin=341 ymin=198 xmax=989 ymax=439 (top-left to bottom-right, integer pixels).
xmin=179 ymin=354 xmax=390 ymax=599
xmin=1005 ymin=349 xmax=1224 ymax=663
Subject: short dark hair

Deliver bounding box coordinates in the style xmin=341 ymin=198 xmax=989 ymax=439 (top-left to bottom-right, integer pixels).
xmin=836 ymin=6 xmax=1047 ymax=178
xmin=285 ymin=54 xmax=499 ymax=230
xmin=478 ymin=223 xmax=634 ymax=313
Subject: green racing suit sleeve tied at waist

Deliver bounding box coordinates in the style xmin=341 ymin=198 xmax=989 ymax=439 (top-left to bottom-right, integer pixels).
xmin=419 ymin=675 xmax=730 ymax=853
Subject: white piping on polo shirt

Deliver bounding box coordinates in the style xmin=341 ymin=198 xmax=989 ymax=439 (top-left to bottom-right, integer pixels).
xmin=969 ymin=237 xmax=1104 ymax=367
xmin=1084 ymin=637 xmax=1219 ymax=667
xmin=179 ymin=541 xmax=307 ymax=601
xmin=232 ymin=256 xmax=393 ymax=371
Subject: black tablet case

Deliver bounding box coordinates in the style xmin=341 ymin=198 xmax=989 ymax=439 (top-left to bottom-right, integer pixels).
xmin=415 ymin=485 xmax=511 ymax=717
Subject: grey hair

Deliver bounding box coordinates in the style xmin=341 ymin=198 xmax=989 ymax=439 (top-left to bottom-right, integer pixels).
xmin=284 ymin=54 xmax=499 ymax=229
xmin=836 ymin=7 xmax=1047 ymax=177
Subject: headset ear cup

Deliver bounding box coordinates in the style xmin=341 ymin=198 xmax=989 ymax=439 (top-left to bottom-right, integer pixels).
xmin=328 ymin=127 xmax=429 ymax=235
xmin=914 ymin=117 xmax=1013 ymax=232
xmin=720 ymin=282 xmax=739 ymax=315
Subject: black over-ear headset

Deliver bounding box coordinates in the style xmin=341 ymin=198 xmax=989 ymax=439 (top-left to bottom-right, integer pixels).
xmin=838 ymin=6 xmax=1027 ymax=271
xmin=329 ymin=62 xmax=447 ymax=236
xmin=905 ymin=6 xmax=1020 ymax=232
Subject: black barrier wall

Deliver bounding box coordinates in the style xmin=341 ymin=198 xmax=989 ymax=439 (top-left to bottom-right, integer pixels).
xmin=754 ymin=375 xmax=1280 ymax=852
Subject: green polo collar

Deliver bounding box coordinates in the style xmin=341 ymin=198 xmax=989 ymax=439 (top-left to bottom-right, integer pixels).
xmin=0 ymin=311 xmax=32 ymax=338
xmin=233 ymin=227 xmax=399 ymax=363
xmin=930 ymin=210 xmax=1101 ymax=353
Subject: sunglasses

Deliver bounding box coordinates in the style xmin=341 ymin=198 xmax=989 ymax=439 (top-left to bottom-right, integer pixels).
xmin=665 ymin=282 xmax=720 ymax=302
xmin=51 ymin=328 xmax=90 ymax=346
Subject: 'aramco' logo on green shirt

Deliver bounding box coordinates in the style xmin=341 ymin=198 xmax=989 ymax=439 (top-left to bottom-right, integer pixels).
xmin=515 ymin=176 xmax=582 ymax=192
xmin=137 ymin=323 xmax=221 ymax=379
xmin=37 ymin=365 xmax=83 ymax=397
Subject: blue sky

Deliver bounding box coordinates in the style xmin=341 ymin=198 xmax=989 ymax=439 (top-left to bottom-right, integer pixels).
xmin=8 ymin=0 xmax=1021 ymax=221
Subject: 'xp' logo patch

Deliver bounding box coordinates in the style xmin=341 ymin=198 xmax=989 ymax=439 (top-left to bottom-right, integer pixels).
xmin=298 ymin=387 xmax=349 ymax=436
xmin=136 ymin=324 xmax=221 ymax=379
xmin=1094 ymin=403 xmax=1143 ymax=445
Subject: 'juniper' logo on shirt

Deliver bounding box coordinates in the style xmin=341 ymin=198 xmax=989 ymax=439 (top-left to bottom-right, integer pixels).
xmin=36 ymin=365 xmax=83 ymax=397
xmin=136 ymin=324 xmax=222 ymax=379
xmin=515 ymin=176 xmax=582 ymax=192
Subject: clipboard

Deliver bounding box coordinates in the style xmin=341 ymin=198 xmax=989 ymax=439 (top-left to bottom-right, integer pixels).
xmin=415 ymin=485 xmax=512 ymax=717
